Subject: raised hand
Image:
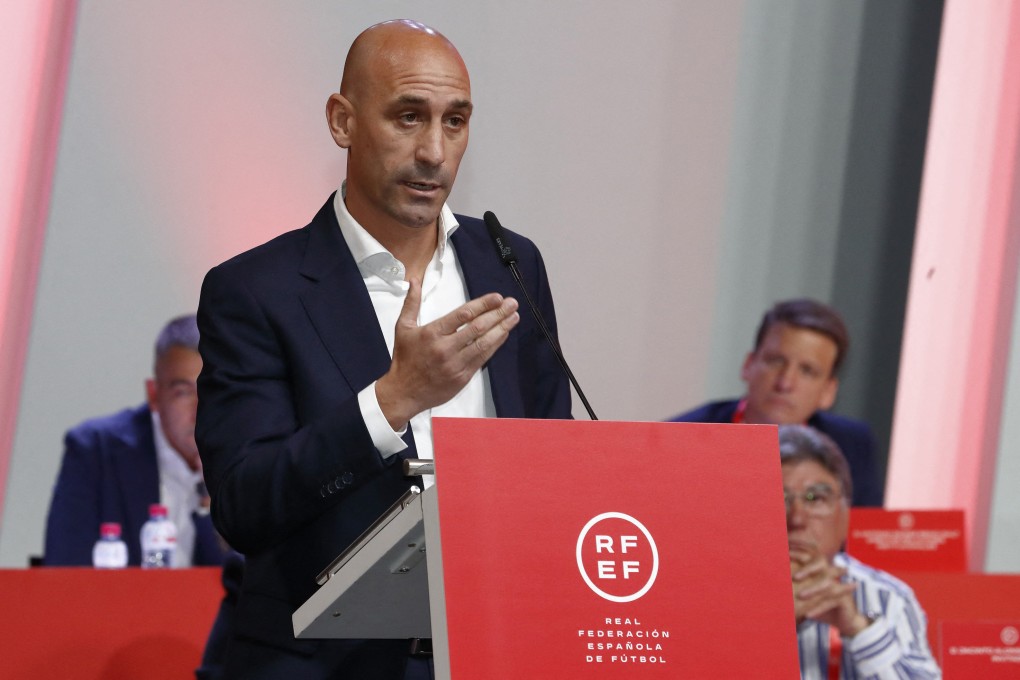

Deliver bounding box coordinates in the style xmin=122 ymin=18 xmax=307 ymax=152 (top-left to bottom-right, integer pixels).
xmin=375 ymin=278 xmax=520 ymax=430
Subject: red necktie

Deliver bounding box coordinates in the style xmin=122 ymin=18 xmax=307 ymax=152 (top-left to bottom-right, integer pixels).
xmin=828 ymin=626 xmax=842 ymax=680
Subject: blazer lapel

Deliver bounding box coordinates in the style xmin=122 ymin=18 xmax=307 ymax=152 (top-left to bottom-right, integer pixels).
xmin=295 ymin=205 xmax=525 ymax=433
xmin=117 ymin=406 xmax=160 ymax=556
xmin=297 ymin=198 xmax=393 ymax=395
xmin=296 ymin=198 xmax=417 ymax=455
xmin=451 ymin=220 xmax=525 ymax=418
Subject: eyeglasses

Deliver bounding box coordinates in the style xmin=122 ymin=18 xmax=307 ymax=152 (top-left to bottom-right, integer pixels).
xmin=783 ymin=484 xmax=842 ymax=517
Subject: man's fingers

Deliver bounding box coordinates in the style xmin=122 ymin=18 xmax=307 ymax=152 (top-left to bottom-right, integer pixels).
xmin=789 ymin=549 xmax=813 ymax=567
xmin=397 ymin=278 xmax=424 ymax=328
xmin=458 ymin=298 xmax=519 ymax=346
xmin=792 ymin=559 xmax=827 ymax=582
xmin=799 ymin=580 xmax=855 ymax=602
xmin=465 ymin=310 xmax=520 ymax=357
xmin=434 ymin=293 xmax=509 ymax=336
xmin=803 ymin=586 xmax=856 ymax=620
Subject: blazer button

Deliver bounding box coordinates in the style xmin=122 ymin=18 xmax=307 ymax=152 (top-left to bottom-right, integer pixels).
xmin=334 ymin=476 xmax=343 ymax=489
xmin=342 ymin=472 xmax=354 ymax=485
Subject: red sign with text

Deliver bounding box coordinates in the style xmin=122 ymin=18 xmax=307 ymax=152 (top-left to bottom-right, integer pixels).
xmin=847 ymin=509 xmax=966 ymax=573
xmin=432 ymin=419 xmax=798 ymax=678
xmin=941 ymin=621 xmax=1020 ymax=677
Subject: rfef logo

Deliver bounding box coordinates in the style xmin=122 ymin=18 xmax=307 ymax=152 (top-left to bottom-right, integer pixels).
xmin=576 ymin=512 xmax=659 ymax=602
xmin=1002 ymin=626 xmax=1019 ymax=646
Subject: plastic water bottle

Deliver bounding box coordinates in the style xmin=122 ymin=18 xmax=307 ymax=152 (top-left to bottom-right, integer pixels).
xmin=140 ymin=503 xmax=177 ymax=568
xmin=92 ymin=522 xmax=128 ymax=568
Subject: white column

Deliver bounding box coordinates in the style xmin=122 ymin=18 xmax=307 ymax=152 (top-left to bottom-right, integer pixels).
xmin=0 ymin=2 xmax=78 ymax=528
xmin=888 ymin=0 xmax=1020 ymax=571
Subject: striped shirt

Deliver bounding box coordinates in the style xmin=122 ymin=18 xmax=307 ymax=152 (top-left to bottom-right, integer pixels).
xmin=795 ymin=553 xmax=942 ymax=679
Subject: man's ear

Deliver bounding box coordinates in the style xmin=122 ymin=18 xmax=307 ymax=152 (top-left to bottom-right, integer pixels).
xmin=326 ymin=93 xmax=354 ymax=149
xmin=740 ymin=351 xmax=756 ymax=383
xmin=818 ymin=376 xmax=839 ymax=411
xmin=145 ymin=378 xmax=158 ymax=412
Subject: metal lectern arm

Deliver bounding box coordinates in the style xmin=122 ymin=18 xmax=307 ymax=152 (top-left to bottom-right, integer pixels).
xmin=403 ymin=459 xmax=435 ymax=477
xmin=314 ymin=485 xmax=421 ymax=586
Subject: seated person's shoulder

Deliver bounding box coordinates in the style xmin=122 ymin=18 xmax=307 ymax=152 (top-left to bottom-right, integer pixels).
xmin=809 ymin=410 xmax=875 ymax=445
xmin=666 ymin=399 xmax=738 ymax=423
xmin=64 ymin=404 xmax=152 ymax=451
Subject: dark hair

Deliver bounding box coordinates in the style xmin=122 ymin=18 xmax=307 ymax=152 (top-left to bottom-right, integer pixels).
xmin=154 ymin=314 xmax=199 ymax=364
xmin=777 ymin=424 xmax=853 ymax=503
xmin=754 ymin=299 xmax=849 ymax=375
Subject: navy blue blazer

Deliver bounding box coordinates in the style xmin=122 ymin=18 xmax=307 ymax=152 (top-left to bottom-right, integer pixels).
xmin=195 ymin=196 xmax=572 ymax=676
xmin=668 ymin=399 xmax=884 ymax=507
xmin=44 ymin=404 xmax=227 ymax=566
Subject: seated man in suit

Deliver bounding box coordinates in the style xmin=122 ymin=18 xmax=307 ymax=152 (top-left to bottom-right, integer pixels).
xmin=779 ymin=425 xmax=940 ymax=678
xmin=195 ymin=19 xmax=571 ymax=680
xmin=669 ymin=298 xmax=883 ymax=506
xmin=45 ymin=314 xmax=227 ymax=567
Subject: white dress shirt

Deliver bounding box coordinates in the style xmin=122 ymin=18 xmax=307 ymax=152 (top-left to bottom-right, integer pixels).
xmin=795 ymin=553 xmax=941 ymax=679
xmin=151 ymin=411 xmax=204 ymax=567
xmin=333 ymin=185 xmax=495 ymax=488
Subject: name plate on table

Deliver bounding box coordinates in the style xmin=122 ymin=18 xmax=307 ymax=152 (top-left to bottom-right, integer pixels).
xmin=941 ymin=620 xmax=1020 ymax=677
xmin=847 ymin=509 xmax=965 ymax=573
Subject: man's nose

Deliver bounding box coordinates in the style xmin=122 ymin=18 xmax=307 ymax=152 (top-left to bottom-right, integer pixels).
xmin=786 ymin=497 xmax=808 ymax=527
xmin=775 ymin=365 xmax=797 ymax=391
xmin=416 ymin=123 xmax=445 ymax=167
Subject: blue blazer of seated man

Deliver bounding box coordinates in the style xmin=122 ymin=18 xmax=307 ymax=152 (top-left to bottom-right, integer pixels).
xmin=44 ymin=315 xmax=227 ymax=567
xmin=668 ymin=299 xmax=883 ymax=507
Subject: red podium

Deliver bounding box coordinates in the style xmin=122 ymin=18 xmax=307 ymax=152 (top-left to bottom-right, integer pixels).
xmin=293 ymin=419 xmax=799 ymax=678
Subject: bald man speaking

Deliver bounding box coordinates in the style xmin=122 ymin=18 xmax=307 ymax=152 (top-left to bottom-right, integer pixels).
xmin=195 ymin=20 xmax=572 ymax=679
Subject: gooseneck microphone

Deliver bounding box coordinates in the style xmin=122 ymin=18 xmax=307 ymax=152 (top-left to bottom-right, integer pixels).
xmin=483 ymin=211 xmax=598 ymax=420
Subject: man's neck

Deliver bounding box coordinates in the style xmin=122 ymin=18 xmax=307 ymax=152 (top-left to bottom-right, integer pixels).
xmin=740 ymin=400 xmax=813 ymax=426
xmin=385 ymin=224 xmax=439 ymax=283
xmin=343 ymin=198 xmax=439 ymax=282
xmin=738 ymin=399 xmax=775 ymax=425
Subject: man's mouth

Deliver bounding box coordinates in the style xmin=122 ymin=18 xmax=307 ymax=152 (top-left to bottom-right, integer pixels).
xmin=405 ymin=181 xmax=440 ymax=192
xmin=787 ymin=538 xmax=816 ymax=552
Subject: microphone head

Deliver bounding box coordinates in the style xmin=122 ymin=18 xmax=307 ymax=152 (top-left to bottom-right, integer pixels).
xmin=483 ymin=211 xmax=517 ymax=266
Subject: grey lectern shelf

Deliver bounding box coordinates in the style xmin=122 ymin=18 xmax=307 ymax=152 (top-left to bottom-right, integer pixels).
xmin=292 ymin=468 xmax=451 ymax=676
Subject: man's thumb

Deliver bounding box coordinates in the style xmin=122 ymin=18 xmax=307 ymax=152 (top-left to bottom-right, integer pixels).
xmin=397 ymin=278 xmax=423 ymax=327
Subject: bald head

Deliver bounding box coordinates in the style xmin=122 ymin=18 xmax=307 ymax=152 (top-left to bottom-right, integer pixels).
xmin=326 ymin=20 xmax=473 ymax=243
xmin=340 ymin=20 xmax=467 ymax=103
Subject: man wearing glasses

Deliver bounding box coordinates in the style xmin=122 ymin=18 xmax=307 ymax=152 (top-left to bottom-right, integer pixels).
xmin=778 ymin=425 xmax=940 ymax=679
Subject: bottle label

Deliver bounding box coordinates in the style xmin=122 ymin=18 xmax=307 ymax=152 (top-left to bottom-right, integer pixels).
xmin=93 ymin=539 xmax=129 ymax=568
xmin=140 ymin=517 xmax=178 ymax=569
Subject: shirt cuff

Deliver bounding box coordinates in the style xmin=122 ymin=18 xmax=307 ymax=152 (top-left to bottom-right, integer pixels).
xmin=846 ymin=616 xmax=897 ymax=674
xmin=358 ymin=382 xmax=408 ymax=458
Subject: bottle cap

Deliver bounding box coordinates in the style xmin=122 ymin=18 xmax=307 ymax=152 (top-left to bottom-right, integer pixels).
xmin=148 ymin=503 xmax=169 ymax=518
xmin=100 ymin=522 xmax=122 ymax=538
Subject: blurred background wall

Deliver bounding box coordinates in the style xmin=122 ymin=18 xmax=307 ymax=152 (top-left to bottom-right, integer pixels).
xmin=2 ymin=1 xmax=1018 ymax=571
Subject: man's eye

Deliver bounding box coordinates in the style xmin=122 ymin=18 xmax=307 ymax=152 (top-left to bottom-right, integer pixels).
xmin=804 ymin=489 xmax=830 ymax=504
xmin=399 ymin=113 xmax=418 ymax=123
xmin=446 ymin=116 xmax=465 ymax=128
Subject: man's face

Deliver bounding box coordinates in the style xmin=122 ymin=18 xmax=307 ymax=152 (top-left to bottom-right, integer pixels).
xmin=146 ymin=346 xmax=202 ymax=471
xmin=740 ymin=323 xmax=839 ymax=424
xmin=783 ymin=459 xmax=848 ymax=562
xmin=338 ymin=36 xmax=472 ymax=235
